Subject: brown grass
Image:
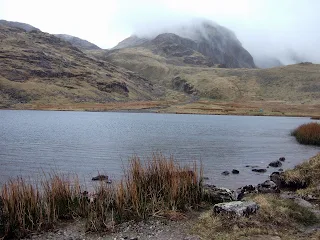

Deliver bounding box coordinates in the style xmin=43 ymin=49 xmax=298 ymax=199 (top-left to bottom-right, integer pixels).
xmin=283 ymin=153 xmax=320 ymax=198
xmin=291 ymin=122 xmax=320 ymax=146
xmin=192 ymin=194 xmax=319 ymax=240
xmin=1 ymin=175 xmax=83 ymax=239
xmin=0 ymin=154 xmax=202 ymax=238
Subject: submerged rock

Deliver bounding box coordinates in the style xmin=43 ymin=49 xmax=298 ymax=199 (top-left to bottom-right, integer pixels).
xmin=252 ymin=168 xmax=267 ymax=173
xmin=269 ymin=160 xmax=282 ymax=168
xmin=213 ymin=201 xmax=259 ymax=216
xmin=221 ymin=171 xmax=230 ymax=176
xmin=203 ymin=184 xmax=236 ymax=203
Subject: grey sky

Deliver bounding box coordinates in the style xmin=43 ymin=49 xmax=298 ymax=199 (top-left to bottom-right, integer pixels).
xmin=1 ymin=0 xmax=320 ymax=63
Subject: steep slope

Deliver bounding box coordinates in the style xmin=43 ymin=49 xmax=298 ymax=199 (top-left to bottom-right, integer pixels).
xmin=0 ymin=25 xmax=158 ymax=108
xmin=54 ymin=34 xmax=101 ymax=50
xmin=111 ymin=21 xmax=255 ymax=68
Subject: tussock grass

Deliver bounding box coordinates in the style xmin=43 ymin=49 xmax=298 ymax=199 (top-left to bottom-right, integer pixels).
xmin=0 ymin=154 xmax=202 ymax=238
xmin=118 ymin=154 xmax=202 ymax=220
xmin=292 ymin=122 xmax=320 ymax=146
xmin=283 ymin=153 xmax=320 ymax=198
xmin=0 ymin=175 xmax=83 ymax=239
xmin=192 ymin=194 xmax=319 ymax=240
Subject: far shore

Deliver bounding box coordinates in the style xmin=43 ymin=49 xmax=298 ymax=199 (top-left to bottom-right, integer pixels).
xmin=1 ymin=100 xmax=320 ymax=118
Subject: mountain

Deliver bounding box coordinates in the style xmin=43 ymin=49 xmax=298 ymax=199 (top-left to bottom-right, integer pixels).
xmin=112 ymin=21 xmax=255 ymax=68
xmin=0 ymin=19 xmax=40 ymax=32
xmin=54 ymin=34 xmax=101 ymax=51
xmin=0 ymin=24 xmax=159 ymax=108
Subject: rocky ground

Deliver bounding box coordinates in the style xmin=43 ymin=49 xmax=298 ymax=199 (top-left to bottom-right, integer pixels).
xmin=25 ymin=214 xmax=202 ymax=240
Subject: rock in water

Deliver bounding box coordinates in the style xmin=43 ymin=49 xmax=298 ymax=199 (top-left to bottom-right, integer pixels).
xmin=269 ymin=160 xmax=282 ymax=168
xmin=213 ymin=201 xmax=259 ymax=216
xmin=203 ymin=184 xmax=236 ymax=203
xmin=232 ymin=169 xmax=240 ymax=174
xmin=252 ymin=168 xmax=267 ymax=173
xmin=221 ymin=171 xmax=230 ymax=176
xmin=92 ymin=175 xmax=108 ymax=181
xmin=279 ymin=157 xmax=286 ymax=161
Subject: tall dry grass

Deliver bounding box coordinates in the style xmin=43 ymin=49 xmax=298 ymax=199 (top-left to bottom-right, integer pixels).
xmin=292 ymin=122 xmax=320 ymax=146
xmin=117 ymin=154 xmax=202 ymax=220
xmin=0 ymin=154 xmax=202 ymax=238
xmin=0 ymin=175 xmax=84 ymax=239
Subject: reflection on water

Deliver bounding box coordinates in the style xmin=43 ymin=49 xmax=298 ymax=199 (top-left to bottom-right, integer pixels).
xmin=0 ymin=110 xmax=319 ymax=189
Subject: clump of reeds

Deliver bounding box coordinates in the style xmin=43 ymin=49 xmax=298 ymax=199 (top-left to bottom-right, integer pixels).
xmin=0 ymin=175 xmax=84 ymax=239
xmin=291 ymin=122 xmax=320 ymax=146
xmin=115 ymin=153 xmax=202 ymax=221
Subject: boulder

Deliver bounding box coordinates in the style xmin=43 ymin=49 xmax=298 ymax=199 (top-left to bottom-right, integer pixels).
xmin=269 ymin=172 xmax=282 ymax=186
xmin=221 ymin=171 xmax=230 ymax=176
xmin=252 ymin=168 xmax=267 ymax=173
xmin=257 ymin=180 xmax=280 ymax=193
xmin=213 ymin=201 xmax=259 ymax=216
xmin=203 ymin=184 xmax=236 ymax=203
xmin=279 ymin=157 xmax=286 ymax=161
xmin=92 ymin=175 xmax=108 ymax=181
xmin=232 ymin=169 xmax=240 ymax=174
xmin=235 ymin=185 xmax=257 ymax=200
xmin=269 ymin=160 xmax=282 ymax=168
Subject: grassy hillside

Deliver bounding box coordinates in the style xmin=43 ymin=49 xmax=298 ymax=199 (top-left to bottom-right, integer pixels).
xmin=91 ymin=47 xmax=320 ymax=104
xmin=0 ymin=25 xmax=161 ymax=109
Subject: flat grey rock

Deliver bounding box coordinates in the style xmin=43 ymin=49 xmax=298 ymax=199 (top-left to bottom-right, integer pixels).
xmin=213 ymin=201 xmax=259 ymax=216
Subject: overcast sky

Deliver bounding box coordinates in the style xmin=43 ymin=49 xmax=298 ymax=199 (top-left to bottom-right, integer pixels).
xmin=1 ymin=0 xmax=320 ymax=63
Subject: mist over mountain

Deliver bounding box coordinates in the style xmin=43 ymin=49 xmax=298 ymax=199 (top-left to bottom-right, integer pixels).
xmin=114 ymin=20 xmax=255 ymax=68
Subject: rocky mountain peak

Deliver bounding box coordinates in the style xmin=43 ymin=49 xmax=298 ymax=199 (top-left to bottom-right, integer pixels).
xmin=113 ymin=20 xmax=255 ymax=68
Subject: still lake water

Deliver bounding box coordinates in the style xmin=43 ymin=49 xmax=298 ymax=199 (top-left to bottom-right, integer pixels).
xmin=0 ymin=110 xmax=319 ymax=189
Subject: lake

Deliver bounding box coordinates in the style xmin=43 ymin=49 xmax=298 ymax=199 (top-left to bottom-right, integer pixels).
xmin=0 ymin=110 xmax=319 ymax=189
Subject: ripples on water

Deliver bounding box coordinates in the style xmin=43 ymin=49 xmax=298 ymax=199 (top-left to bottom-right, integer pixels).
xmin=0 ymin=110 xmax=319 ymax=189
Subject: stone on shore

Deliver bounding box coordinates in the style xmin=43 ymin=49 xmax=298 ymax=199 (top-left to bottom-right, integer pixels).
xmin=203 ymin=184 xmax=236 ymax=203
xmin=235 ymin=185 xmax=257 ymax=200
xmin=257 ymin=180 xmax=279 ymax=193
xmin=213 ymin=201 xmax=259 ymax=216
